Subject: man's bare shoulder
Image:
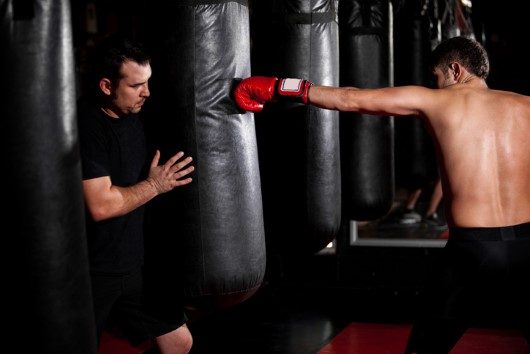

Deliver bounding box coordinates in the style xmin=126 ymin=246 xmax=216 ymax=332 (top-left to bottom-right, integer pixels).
xmin=441 ymin=85 xmax=530 ymax=104
xmin=489 ymin=88 xmax=530 ymax=100
xmin=434 ymin=87 xmax=530 ymax=128
xmin=481 ymin=88 xmax=530 ymax=111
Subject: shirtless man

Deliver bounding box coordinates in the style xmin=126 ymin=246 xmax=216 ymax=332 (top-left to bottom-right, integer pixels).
xmin=233 ymin=36 xmax=530 ymax=353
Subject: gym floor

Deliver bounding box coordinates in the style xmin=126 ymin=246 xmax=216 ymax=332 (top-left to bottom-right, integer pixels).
xmin=186 ymin=260 xmax=529 ymax=354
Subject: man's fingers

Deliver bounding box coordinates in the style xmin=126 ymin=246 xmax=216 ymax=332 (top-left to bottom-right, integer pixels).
xmin=170 ymin=156 xmax=193 ymax=173
xmin=174 ymin=165 xmax=195 ymax=179
xmin=164 ymin=151 xmax=185 ymax=169
xmin=174 ymin=177 xmax=193 ymax=187
xmin=150 ymin=149 xmax=161 ymax=168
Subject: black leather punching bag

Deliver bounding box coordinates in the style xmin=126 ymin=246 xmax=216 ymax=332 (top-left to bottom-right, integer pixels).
xmin=0 ymin=1 xmax=96 ymax=353
xmin=338 ymin=0 xmax=394 ymax=220
xmin=142 ymin=0 xmax=265 ymax=316
xmin=251 ymin=0 xmax=341 ymax=255
xmin=393 ymin=2 xmax=437 ymax=189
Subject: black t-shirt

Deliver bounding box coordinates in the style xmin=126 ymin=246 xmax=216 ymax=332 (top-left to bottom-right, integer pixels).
xmin=77 ymin=98 xmax=147 ymax=274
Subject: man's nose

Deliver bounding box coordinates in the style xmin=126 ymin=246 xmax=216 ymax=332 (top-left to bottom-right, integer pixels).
xmin=141 ymin=84 xmax=150 ymax=97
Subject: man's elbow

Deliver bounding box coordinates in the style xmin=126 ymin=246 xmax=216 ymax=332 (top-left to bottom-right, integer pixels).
xmin=86 ymin=203 xmax=115 ymax=222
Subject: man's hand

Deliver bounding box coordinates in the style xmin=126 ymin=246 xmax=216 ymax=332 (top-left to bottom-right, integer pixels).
xmin=147 ymin=150 xmax=194 ymax=194
xmin=233 ymin=76 xmax=313 ymax=113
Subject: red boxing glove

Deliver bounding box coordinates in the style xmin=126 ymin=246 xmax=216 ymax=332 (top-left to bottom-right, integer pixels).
xmin=234 ymin=76 xmax=279 ymax=113
xmin=234 ymin=76 xmax=313 ymax=113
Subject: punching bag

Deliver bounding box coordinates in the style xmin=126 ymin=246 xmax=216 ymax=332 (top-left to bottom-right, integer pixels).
xmin=251 ymin=0 xmax=341 ymax=255
xmin=393 ymin=3 xmax=437 ymax=189
xmin=142 ymin=0 xmax=265 ymax=315
xmin=0 ymin=1 xmax=96 ymax=353
xmin=338 ymin=0 xmax=394 ymax=220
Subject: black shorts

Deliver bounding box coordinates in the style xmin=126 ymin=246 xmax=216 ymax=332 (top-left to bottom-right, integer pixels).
xmin=406 ymin=222 xmax=530 ymax=353
xmin=91 ymin=266 xmax=188 ymax=345
xmin=438 ymin=222 xmax=530 ymax=318
xmin=450 ymin=220 xmax=530 ymax=241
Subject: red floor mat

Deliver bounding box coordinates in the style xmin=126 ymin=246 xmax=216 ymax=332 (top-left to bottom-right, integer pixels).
xmin=318 ymin=323 xmax=529 ymax=354
xmin=98 ymin=331 xmax=152 ymax=354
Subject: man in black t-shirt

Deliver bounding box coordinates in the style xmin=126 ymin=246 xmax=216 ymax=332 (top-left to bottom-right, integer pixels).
xmin=77 ymin=35 xmax=194 ymax=354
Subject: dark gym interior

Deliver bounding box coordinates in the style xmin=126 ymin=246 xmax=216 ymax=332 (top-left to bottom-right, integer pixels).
xmin=3 ymin=1 xmax=529 ymax=353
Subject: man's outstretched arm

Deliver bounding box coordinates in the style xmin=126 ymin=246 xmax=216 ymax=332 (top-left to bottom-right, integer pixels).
xmin=233 ymin=76 xmax=433 ymax=118
xmin=308 ymin=85 xmax=428 ymax=117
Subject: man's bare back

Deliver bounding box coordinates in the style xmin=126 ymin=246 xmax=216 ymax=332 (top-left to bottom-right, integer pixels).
xmin=427 ymin=85 xmax=530 ymax=227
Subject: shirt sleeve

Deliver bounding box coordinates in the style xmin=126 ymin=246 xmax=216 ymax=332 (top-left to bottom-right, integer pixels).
xmin=77 ymin=113 xmax=110 ymax=180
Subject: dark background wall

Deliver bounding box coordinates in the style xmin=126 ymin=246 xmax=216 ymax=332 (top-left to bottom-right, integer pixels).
xmin=474 ymin=1 xmax=529 ymax=94
xmin=70 ymin=1 xmax=529 ymax=95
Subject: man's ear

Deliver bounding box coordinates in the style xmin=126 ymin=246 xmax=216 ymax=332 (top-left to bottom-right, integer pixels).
xmin=99 ymin=78 xmax=112 ymax=96
xmin=451 ymin=62 xmax=462 ymax=81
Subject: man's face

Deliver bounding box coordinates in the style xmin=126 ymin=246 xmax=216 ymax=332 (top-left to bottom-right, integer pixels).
xmin=111 ymin=60 xmax=152 ymax=116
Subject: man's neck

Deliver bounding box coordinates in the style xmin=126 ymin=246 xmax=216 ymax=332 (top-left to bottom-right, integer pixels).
xmin=459 ymin=74 xmax=487 ymax=88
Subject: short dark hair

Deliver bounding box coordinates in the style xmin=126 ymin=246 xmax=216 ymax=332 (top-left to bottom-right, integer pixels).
xmin=431 ymin=36 xmax=489 ymax=79
xmin=94 ymin=34 xmax=150 ymax=85
xmin=84 ymin=34 xmax=150 ymax=97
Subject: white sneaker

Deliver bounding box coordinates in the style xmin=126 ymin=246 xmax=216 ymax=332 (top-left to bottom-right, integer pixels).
xmin=398 ymin=209 xmax=422 ymax=224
